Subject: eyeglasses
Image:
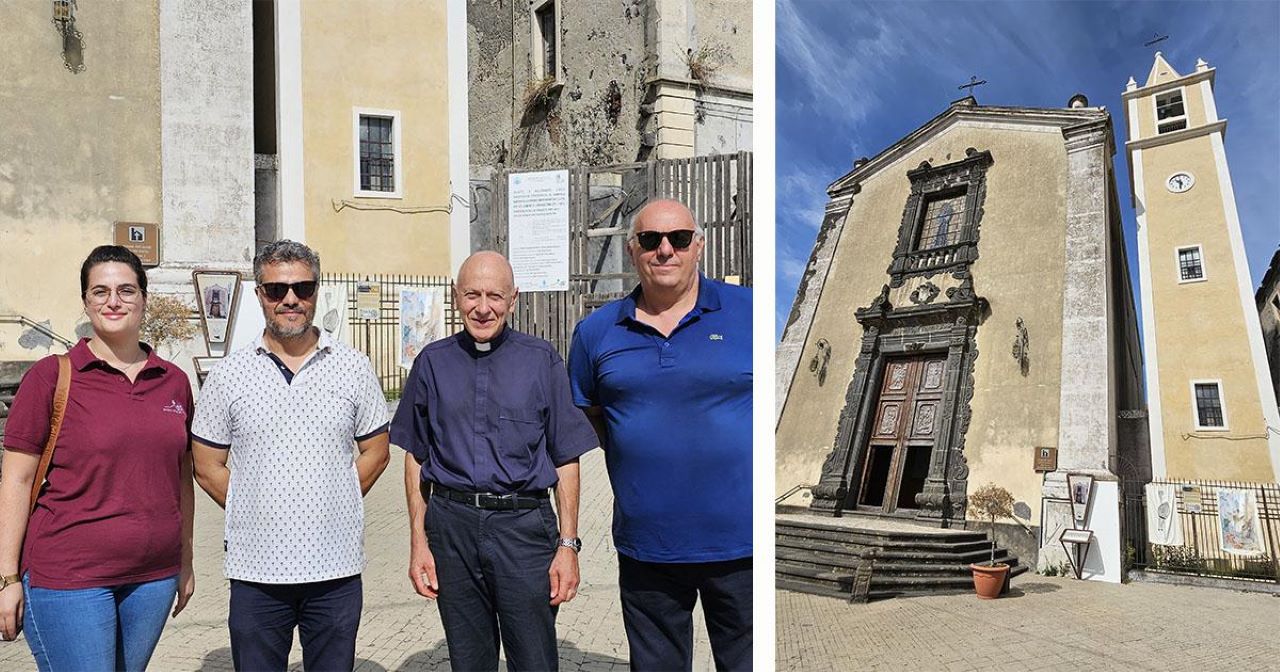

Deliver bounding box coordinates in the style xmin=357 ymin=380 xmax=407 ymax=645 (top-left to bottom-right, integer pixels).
xmin=86 ymin=285 xmax=142 ymax=305
xmin=258 ymin=281 xmax=318 ymax=302
xmin=634 ymin=229 xmax=697 ymax=251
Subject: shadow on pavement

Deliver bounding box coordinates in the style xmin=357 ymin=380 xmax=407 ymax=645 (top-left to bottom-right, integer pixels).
xmin=396 ymin=640 xmax=450 ymax=671
xmin=1005 ymin=581 xmax=1062 ymax=598
xmin=394 ymin=639 xmax=629 ymax=671
xmin=198 ymin=647 xmax=388 ymax=671
xmin=199 ymin=647 xmax=233 ymax=671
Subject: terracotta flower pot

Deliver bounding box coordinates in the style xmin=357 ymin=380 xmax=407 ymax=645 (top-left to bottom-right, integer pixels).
xmin=969 ymin=562 xmax=1010 ymax=599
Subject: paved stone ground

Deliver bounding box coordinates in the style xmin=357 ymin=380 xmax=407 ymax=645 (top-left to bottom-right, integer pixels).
xmin=0 ymin=448 xmax=715 ymax=671
xmin=778 ymin=575 xmax=1280 ymax=671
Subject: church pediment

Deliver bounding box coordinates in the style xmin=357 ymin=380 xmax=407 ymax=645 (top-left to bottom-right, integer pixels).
xmin=827 ymin=103 xmax=1108 ymax=196
xmin=1144 ymin=51 xmax=1182 ymax=87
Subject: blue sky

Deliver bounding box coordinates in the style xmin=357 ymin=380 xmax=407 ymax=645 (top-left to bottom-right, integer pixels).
xmin=775 ymin=0 xmax=1280 ymax=338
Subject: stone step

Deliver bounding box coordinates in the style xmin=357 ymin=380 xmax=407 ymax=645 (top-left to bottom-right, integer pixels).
xmin=873 ymin=547 xmax=1010 ymax=563
xmin=867 ymin=556 xmax=1020 ymax=575
xmin=776 ymin=529 xmax=991 ymax=554
xmin=871 ymin=574 xmax=976 ymax=590
xmin=774 ymin=513 xmax=1029 ymax=602
xmin=777 ymin=519 xmax=988 ymax=543
xmin=776 ymin=577 xmax=850 ymax=601
xmin=868 ymin=563 xmax=1029 ymax=598
xmin=775 ymin=543 xmax=1019 ymax=572
xmin=774 ymin=562 xmax=855 ymax=592
xmin=775 ymin=539 xmax=866 ymax=561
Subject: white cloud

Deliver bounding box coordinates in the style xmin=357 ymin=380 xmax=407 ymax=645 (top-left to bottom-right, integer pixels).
xmin=776 ymin=0 xmax=901 ymax=127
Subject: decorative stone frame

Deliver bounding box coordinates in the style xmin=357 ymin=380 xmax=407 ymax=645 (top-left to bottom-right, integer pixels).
xmin=886 ymin=148 xmax=993 ymax=288
xmin=810 ymin=280 xmax=987 ymax=526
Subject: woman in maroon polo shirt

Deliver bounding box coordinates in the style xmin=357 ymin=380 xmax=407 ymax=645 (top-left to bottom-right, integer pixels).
xmin=0 ymin=246 xmax=196 ymax=671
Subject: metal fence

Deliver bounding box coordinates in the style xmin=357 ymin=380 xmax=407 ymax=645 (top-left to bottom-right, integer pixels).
xmin=1122 ymin=479 xmax=1280 ymax=582
xmin=321 ymin=273 xmax=463 ymax=397
xmin=485 ymin=151 xmax=753 ymax=357
xmin=324 ymin=152 xmax=753 ymax=392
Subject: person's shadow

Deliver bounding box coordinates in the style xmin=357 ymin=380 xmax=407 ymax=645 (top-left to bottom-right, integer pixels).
xmin=198 ymin=648 xmax=388 ymax=671
xmin=397 ymin=639 xmax=628 ymax=671
xmin=198 ymin=640 xmax=626 ymax=671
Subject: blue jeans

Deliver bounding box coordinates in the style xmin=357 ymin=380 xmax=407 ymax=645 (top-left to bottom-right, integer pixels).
xmin=22 ymin=573 xmax=178 ymax=672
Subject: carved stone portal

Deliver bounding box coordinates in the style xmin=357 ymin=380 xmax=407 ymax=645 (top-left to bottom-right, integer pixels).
xmin=812 ymin=254 xmax=988 ymax=523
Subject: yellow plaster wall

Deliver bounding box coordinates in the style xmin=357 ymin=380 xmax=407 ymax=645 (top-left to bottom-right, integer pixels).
xmin=776 ymin=121 xmax=1073 ymax=522
xmin=1141 ymin=135 xmax=1272 ymax=480
xmin=299 ymin=1 xmax=452 ymax=277
xmin=0 ymin=1 xmax=161 ymax=359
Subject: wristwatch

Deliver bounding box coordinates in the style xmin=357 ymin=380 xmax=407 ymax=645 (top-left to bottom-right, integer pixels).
xmin=558 ymin=537 xmax=582 ymax=553
xmin=0 ymin=575 xmax=19 ymax=591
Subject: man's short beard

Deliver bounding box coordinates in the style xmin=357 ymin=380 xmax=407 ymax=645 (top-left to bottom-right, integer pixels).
xmin=266 ymin=311 xmax=314 ymax=340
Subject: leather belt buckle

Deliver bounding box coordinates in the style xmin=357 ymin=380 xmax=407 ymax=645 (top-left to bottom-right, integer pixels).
xmin=491 ymin=493 xmax=517 ymax=511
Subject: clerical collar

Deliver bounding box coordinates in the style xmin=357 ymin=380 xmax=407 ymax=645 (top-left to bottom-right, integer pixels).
xmin=460 ymin=324 xmax=510 ymax=355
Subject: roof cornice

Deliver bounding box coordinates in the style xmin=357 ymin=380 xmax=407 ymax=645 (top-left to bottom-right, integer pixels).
xmin=1124 ymin=119 xmax=1228 ymax=152
xmin=827 ymin=103 xmax=1108 ymax=195
xmin=1122 ymin=68 xmax=1215 ymax=101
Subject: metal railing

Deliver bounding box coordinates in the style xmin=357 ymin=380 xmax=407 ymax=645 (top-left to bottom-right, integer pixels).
xmin=776 ymin=484 xmax=814 ymax=506
xmin=1123 ymin=479 xmax=1280 ymax=582
xmin=0 ymin=315 xmax=74 ymax=350
xmin=320 ymin=273 xmax=463 ymax=397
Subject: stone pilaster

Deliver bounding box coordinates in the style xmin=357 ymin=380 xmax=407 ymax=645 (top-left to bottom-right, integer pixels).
xmin=1042 ymin=119 xmax=1120 ymax=573
xmin=776 ymin=193 xmax=854 ymax=421
xmin=155 ymin=0 xmax=256 ymax=293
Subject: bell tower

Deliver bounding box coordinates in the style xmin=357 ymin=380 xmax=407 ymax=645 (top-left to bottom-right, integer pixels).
xmin=1124 ymin=53 xmax=1280 ymax=481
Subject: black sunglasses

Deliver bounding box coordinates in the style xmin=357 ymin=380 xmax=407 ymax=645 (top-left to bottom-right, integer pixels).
xmin=259 ymin=281 xmax=318 ymax=302
xmin=634 ymin=229 xmax=697 ymax=251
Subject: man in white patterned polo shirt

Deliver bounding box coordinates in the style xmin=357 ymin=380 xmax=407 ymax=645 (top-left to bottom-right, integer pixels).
xmin=192 ymin=241 xmax=391 ymax=671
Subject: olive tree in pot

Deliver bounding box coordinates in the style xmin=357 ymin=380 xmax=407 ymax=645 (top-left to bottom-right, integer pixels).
xmin=967 ymin=483 xmax=1015 ymax=599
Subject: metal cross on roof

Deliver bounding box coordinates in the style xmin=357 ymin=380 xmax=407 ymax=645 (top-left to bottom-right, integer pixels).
xmin=958 ymin=75 xmax=987 ymax=96
xmin=1144 ymin=32 xmax=1169 ymax=48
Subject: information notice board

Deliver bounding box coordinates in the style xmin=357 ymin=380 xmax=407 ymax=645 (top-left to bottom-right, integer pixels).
xmin=507 ymin=170 xmax=570 ymax=292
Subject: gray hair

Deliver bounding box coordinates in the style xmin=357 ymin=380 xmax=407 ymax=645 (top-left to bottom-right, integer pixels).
xmin=253 ymin=240 xmax=321 ymax=284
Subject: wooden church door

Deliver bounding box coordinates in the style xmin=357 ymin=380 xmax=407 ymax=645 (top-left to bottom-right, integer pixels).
xmin=855 ymin=353 xmax=947 ymax=513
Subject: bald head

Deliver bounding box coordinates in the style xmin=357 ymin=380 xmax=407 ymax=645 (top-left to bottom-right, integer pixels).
xmin=455 ymin=251 xmax=517 ymax=343
xmin=457 ymin=250 xmax=515 ymax=293
xmin=631 ymin=199 xmax=701 ymax=236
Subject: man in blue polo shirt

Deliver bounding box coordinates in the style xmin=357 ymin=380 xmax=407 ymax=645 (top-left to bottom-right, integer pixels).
xmin=568 ymin=199 xmax=752 ymax=671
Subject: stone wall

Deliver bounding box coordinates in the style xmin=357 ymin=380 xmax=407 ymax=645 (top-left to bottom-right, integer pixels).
xmin=468 ymin=0 xmax=649 ymax=168
xmin=467 ymin=0 xmax=751 ymax=168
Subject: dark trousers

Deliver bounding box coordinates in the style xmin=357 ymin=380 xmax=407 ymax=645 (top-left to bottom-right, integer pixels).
xmin=228 ymin=574 xmax=363 ymax=672
xmin=618 ymin=554 xmax=752 ymax=672
xmin=427 ymin=493 xmax=561 ymax=671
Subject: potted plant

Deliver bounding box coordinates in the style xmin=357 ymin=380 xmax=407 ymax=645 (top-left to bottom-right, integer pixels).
xmin=967 ymin=483 xmax=1015 ymax=599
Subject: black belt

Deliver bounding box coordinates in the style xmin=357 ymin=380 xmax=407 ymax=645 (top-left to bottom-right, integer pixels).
xmin=425 ymin=482 xmax=549 ymax=510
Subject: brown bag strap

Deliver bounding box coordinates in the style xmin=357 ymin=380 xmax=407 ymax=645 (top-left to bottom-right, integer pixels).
xmin=29 ymin=354 xmax=71 ymax=514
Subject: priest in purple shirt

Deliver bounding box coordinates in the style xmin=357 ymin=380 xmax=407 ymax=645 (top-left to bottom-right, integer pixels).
xmin=390 ymin=251 xmax=599 ymax=671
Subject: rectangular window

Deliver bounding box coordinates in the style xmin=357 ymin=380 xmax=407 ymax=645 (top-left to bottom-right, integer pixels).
xmin=352 ymin=108 xmax=401 ymax=198
xmin=1194 ymin=382 xmax=1225 ymax=429
xmin=1156 ymin=91 xmax=1185 ymax=121
xmin=1156 ymin=90 xmax=1187 ymax=135
xmin=359 ymin=116 xmax=394 ymax=193
xmin=914 ymin=191 xmax=967 ymax=251
xmin=532 ymin=0 xmax=558 ymax=80
xmin=1177 ymin=246 xmax=1204 ymax=282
